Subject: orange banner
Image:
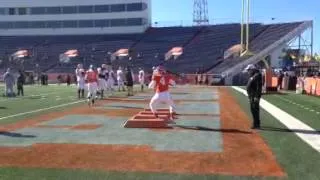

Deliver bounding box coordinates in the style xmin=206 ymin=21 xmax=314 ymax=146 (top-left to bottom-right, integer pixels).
xmin=316 ymin=78 xmax=320 ymax=96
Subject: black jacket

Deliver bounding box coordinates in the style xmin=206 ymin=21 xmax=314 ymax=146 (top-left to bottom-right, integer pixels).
xmin=125 ymin=70 xmax=133 ymax=86
xmin=246 ymin=71 xmax=263 ymax=99
xmin=17 ymin=74 xmax=25 ymax=86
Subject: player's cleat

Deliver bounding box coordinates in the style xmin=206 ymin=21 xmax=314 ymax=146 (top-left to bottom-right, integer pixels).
xmin=87 ymin=99 xmax=92 ymax=107
xmin=153 ymin=113 xmax=159 ymax=119
xmin=172 ymin=112 xmax=180 ymax=116
xmin=81 ymin=90 xmax=85 ymax=98
xmin=78 ymin=89 xmax=81 ymax=99
xmin=166 ymin=120 xmax=176 ymax=124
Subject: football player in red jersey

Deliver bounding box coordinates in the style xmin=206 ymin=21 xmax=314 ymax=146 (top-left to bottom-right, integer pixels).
xmin=85 ymin=65 xmax=98 ymax=106
xmin=148 ymin=66 xmax=177 ymax=123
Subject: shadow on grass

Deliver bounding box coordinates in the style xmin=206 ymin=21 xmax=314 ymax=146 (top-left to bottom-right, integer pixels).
xmin=0 ymin=131 xmax=36 ymax=138
xmin=172 ymin=125 xmax=252 ymax=134
xmin=109 ymin=105 xmax=144 ymax=109
xmin=260 ymin=126 xmax=320 ymax=135
xmin=0 ymin=107 xmax=7 ymax=109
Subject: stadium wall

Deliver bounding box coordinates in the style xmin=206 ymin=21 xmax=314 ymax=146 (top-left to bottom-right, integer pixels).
xmin=0 ymin=0 xmax=151 ymax=35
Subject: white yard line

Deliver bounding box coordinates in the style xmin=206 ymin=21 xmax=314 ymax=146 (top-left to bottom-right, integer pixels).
xmin=0 ymin=92 xmax=56 ymax=102
xmin=232 ymin=86 xmax=320 ymax=153
xmin=0 ymin=100 xmax=85 ymax=120
xmin=0 ymin=91 xmax=73 ymax=102
xmin=275 ymin=95 xmax=320 ymax=115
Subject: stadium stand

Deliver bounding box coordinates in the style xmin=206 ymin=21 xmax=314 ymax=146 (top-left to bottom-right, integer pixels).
xmin=0 ymin=21 xmax=306 ymax=79
xmin=208 ymin=22 xmax=303 ymax=74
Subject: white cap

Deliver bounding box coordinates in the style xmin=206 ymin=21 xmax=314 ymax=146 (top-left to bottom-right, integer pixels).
xmin=243 ymin=64 xmax=256 ymax=72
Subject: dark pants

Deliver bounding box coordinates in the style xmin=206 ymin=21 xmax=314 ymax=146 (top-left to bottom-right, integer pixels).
xmin=278 ymin=79 xmax=283 ymax=89
xmin=249 ymin=97 xmax=260 ymax=127
xmin=17 ymin=84 xmax=24 ymax=96
xmin=127 ymin=86 xmax=133 ymax=96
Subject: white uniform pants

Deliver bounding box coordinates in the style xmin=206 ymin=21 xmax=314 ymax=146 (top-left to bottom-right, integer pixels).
xmin=139 ymin=79 xmax=145 ymax=85
xmin=77 ymin=80 xmax=85 ymax=90
xmin=5 ymin=84 xmax=14 ymax=96
xmin=87 ymin=82 xmax=98 ymax=99
xmin=117 ymin=78 xmax=125 ymax=89
xmin=98 ymin=78 xmax=107 ymax=91
xmin=149 ymin=91 xmax=175 ymax=114
xmin=106 ymin=79 xmax=114 ymax=91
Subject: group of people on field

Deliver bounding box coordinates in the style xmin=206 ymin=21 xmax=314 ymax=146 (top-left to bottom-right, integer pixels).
xmin=2 ymin=68 xmax=25 ymax=97
xmin=75 ymin=64 xmax=146 ymax=106
xmin=75 ymin=63 xmax=178 ymax=123
xmin=1 ymin=62 xmax=262 ymax=127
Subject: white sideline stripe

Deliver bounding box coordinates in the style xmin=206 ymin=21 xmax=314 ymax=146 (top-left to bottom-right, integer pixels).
xmin=0 ymin=100 xmax=85 ymax=120
xmin=232 ymin=86 xmax=320 ymax=153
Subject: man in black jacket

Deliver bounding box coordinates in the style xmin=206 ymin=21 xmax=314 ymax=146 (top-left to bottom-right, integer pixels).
xmin=17 ymin=70 xmax=25 ymax=96
xmin=125 ymin=67 xmax=134 ymax=96
xmin=244 ymin=64 xmax=263 ymax=129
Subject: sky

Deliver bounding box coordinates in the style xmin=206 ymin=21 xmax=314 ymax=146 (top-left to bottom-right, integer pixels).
xmin=152 ymin=0 xmax=319 ymax=54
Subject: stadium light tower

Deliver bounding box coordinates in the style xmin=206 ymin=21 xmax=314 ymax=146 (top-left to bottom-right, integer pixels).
xmin=193 ymin=0 xmax=209 ymax=25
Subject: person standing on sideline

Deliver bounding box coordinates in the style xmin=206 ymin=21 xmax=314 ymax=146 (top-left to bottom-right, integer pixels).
xmin=125 ymin=67 xmax=134 ymax=96
xmin=116 ymin=66 xmax=125 ymax=92
xmin=17 ymin=70 xmax=25 ymax=96
xmin=277 ymin=70 xmax=284 ymax=90
xmin=138 ymin=68 xmax=145 ymax=92
xmin=75 ymin=64 xmax=85 ymax=99
xmin=106 ymin=65 xmax=116 ymax=95
xmin=3 ymin=68 xmax=15 ymax=97
xmin=97 ymin=67 xmax=106 ymax=99
xmin=244 ymin=64 xmax=263 ymax=129
xmin=66 ymin=74 xmax=71 ymax=86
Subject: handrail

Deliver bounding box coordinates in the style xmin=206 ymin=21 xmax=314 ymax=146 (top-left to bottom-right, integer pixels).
xmin=223 ymin=21 xmax=312 ymax=82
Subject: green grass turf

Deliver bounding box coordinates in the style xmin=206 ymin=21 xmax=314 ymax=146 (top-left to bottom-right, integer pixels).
xmin=263 ymin=92 xmax=320 ymax=130
xmin=0 ymin=84 xmax=145 ymax=125
xmin=0 ymin=168 xmax=280 ymax=180
xmin=229 ymin=88 xmax=320 ymax=180
xmin=0 ymin=87 xmax=319 ymax=180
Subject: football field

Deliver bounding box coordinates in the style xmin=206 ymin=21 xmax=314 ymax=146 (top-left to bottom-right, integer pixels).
xmin=0 ymin=84 xmax=319 ymax=180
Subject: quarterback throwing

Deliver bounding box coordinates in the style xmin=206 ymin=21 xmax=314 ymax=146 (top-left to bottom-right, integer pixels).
xmin=148 ymin=66 xmax=176 ymax=123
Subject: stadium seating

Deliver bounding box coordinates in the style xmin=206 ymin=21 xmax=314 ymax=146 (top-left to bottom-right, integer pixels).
xmin=0 ymin=22 xmax=304 ymax=76
xmin=164 ymin=23 xmax=266 ymax=73
xmin=209 ymin=22 xmax=303 ymax=74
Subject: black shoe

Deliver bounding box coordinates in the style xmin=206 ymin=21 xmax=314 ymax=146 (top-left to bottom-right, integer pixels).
xmin=154 ymin=113 xmax=159 ymax=118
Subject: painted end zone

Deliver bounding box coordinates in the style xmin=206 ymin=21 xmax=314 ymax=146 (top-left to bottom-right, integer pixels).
xmin=0 ymin=87 xmax=285 ymax=177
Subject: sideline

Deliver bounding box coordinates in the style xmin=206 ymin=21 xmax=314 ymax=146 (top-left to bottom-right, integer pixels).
xmin=0 ymin=100 xmax=85 ymax=120
xmin=232 ymin=86 xmax=320 ymax=153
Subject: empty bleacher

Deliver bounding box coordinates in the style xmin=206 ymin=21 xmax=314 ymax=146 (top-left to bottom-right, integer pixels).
xmin=0 ymin=21 xmax=304 ymax=75
xmin=209 ymin=22 xmax=303 ymax=74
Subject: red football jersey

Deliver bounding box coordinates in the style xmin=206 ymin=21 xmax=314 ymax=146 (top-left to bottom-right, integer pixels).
xmin=86 ymin=70 xmax=97 ymax=83
xmin=152 ymin=74 xmax=173 ymax=93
